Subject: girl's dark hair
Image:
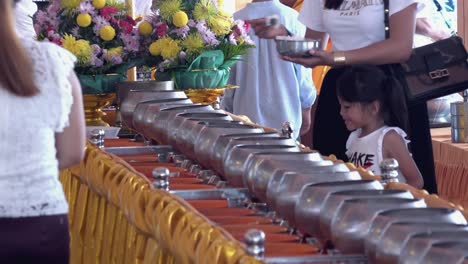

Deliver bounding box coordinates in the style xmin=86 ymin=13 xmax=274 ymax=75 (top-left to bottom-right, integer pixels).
xmin=325 ymin=0 xmax=345 ymax=9
xmin=336 ymin=65 xmax=409 ymax=133
xmin=0 ymin=0 xmax=39 ymax=97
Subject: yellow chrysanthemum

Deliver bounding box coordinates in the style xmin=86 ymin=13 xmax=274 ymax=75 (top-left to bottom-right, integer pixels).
xmin=193 ymin=0 xmax=218 ymax=23
xmin=210 ymin=17 xmax=232 ymax=36
xmin=173 ymin=11 xmax=188 ymax=27
xmin=152 ymin=37 xmax=181 ymax=60
xmin=149 ymin=42 xmax=161 ymax=56
xmin=156 ymin=0 xmax=182 ymax=21
xmin=217 ymin=0 xmax=225 ymax=6
xmin=138 ymin=21 xmax=153 ymax=35
xmin=60 ymin=0 xmax=81 ymax=9
xmin=180 ymin=32 xmax=204 ymax=53
xmin=61 ymin=34 xmax=92 ymax=65
xmin=100 ymin=26 xmax=116 ymax=41
xmin=76 ymin=13 xmax=92 ymax=27
xmin=106 ymin=46 xmax=123 ymax=60
xmin=92 ymin=0 xmax=106 ymax=9
xmin=181 ymin=33 xmax=204 ymax=54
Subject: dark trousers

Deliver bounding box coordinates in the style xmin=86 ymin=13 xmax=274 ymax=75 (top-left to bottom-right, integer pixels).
xmin=0 ymin=214 xmax=69 ymax=264
xmin=312 ymin=67 xmax=438 ymax=193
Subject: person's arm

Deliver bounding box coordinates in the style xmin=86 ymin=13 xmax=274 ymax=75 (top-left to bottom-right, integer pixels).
xmin=283 ymin=4 xmax=418 ymax=68
xmin=55 ymin=71 xmax=86 ymax=169
xmin=293 ymin=58 xmax=315 ymax=136
xmin=416 ymin=17 xmax=451 ymax=41
xmin=383 ymin=130 xmax=424 ymax=189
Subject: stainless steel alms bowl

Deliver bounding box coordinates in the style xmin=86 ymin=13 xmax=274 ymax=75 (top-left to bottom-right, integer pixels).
xmin=365 ymin=207 xmax=467 ymax=262
xmin=147 ymin=104 xmax=214 ymax=144
xmin=133 ymin=98 xmax=193 ymax=133
xmin=399 ymin=230 xmax=468 ymax=264
xmin=420 ymin=241 xmax=468 ymax=264
xmin=318 ymin=189 xmax=415 ymax=247
xmin=117 ymin=80 xmax=174 ymax=105
xmin=243 ymin=152 xmax=324 ymax=198
xmin=374 ymin=222 xmax=468 ymax=264
xmin=209 ymin=132 xmax=279 ymax=175
xmin=176 ymin=120 xmax=253 ymax=159
xmin=274 ymin=170 xmax=362 ymax=226
xmin=331 ymin=198 xmax=426 ymax=254
xmin=166 ymin=111 xmax=231 ymax=146
xmin=223 ymin=147 xmax=300 ymax=187
xmin=275 ymin=36 xmax=321 ymax=57
xmin=265 ymin=162 xmax=348 ymax=210
xmin=294 ymin=180 xmax=384 ymax=238
xmin=121 ymin=90 xmax=187 ymax=128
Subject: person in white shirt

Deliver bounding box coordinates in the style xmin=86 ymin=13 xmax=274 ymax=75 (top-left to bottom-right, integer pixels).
xmin=15 ymin=0 xmax=37 ymax=38
xmin=221 ymin=0 xmax=316 ymax=139
xmin=248 ymin=0 xmax=438 ymax=194
xmin=337 ymin=65 xmax=423 ymax=188
xmin=135 ymin=0 xmax=152 ymax=17
xmin=0 ymin=0 xmax=85 ymax=262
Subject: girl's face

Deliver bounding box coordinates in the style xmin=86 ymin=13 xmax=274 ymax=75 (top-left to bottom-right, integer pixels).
xmin=338 ymin=98 xmax=372 ymax=131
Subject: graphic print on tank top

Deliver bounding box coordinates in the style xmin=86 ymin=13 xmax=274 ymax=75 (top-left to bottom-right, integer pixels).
xmin=348 ymin=152 xmax=375 ymax=170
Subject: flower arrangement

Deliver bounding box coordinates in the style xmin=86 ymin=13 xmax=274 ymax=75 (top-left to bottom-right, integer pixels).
xmin=34 ymin=0 xmax=141 ymax=76
xmin=138 ymin=0 xmax=255 ymax=89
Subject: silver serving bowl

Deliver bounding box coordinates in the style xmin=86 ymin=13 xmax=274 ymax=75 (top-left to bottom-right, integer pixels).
xmin=175 ymin=120 xmax=253 ymax=159
xmin=243 ymin=152 xmax=324 ymax=198
xmin=265 ymin=162 xmax=347 ymax=210
xmin=275 ymin=36 xmax=321 ymax=57
xmin=209 ymin=132 xmax=280 ymax=175
xmin=365 ymin=208 xmax=467 ymax=262
xmin=318 ymin=190 xmax=415 ymax=247
xmin=213 ymin=136 xmax=296 ymax=175
xmin=190 ymin=124 xmax=269 ymax=164
xmin=139 ymin=102 xmax=195 ymax=137
xmin=420 ymin=241 xmax=468 ymax=264
xmin=121 ymin=90 xmax=187 ymax=129
xmin=147 ymin=104 xmax=214 ymax=144
xmin=375 ymin=222 xmax=468 ymax=264
xmin=116 ymin=81 xmax=174 ymax=107
xmin=223 ymin=147 xmax=300 ymax=186
xmin=117 ymin=80 xmax=174 ymax=105
xmin=133 ymin=98 xmax=193 ymax=133
xmin=294 ymin=180 xmax=384 ymax=238
xmin=274 ymin=170 xmax=362 ymax=226
xmin=400 ymin=231 xmax=468 ymax=264
xmin=331 ymin=198 xmax=426 ymax=254
xmin=166 ymin=112 xmax=232 ymax=147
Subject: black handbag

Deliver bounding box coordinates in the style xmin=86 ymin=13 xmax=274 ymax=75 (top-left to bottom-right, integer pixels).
xmin=384 ymin=0 xmax=468 ymax=105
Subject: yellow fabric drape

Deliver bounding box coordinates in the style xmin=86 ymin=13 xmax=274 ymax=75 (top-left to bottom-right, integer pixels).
xmin=60 ymin=143 xmax=263 ymax=264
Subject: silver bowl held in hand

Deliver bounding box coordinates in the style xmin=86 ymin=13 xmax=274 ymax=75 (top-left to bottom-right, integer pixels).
xmin=275 ymin=36 xmax=321 ymax=57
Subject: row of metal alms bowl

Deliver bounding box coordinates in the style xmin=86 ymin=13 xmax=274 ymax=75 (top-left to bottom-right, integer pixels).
xmin=120 ymin=88 xmax=468 ymax=262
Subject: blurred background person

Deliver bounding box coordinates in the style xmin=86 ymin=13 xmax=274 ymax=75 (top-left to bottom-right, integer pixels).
xmin=15 ymin=0 xmax=37 ymax=38
xmin=221 ymin=0 xmax=316 ymax=139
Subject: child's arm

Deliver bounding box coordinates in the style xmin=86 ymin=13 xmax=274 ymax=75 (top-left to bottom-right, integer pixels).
xmin=382 ymin=130 xmax=424 ymax=189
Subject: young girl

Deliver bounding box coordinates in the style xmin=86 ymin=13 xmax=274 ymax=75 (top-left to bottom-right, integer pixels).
xmin=337 ymin=65 xmax=424 ymax=189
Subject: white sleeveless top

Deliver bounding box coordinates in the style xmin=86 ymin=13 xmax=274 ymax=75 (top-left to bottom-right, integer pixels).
xmin=0 ymin=39 xmax=76 ymax=217
xmin=345 ymin=126 xmax=409 ymax=183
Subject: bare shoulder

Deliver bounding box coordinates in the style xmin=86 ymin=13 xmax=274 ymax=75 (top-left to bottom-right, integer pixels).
xmin=382 ymin=129 xmax=409 ymax=157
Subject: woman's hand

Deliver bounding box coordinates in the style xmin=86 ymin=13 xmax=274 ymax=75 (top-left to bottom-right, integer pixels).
xmin=247 ymin=17 xmax=289 ymax=39
xmin=281 ymin=49 xmax=334 ymax=68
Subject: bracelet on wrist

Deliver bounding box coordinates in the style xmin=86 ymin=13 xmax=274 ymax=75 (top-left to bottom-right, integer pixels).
xmin=333 ymin=51 xmax=347 ymax=66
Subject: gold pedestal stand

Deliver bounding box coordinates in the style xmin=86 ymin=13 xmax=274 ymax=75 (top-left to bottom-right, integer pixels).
xmin=83 ymin=93 xmax=116 ymax=126
xmin=184 ymin=85 xmax=238 ymax=106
